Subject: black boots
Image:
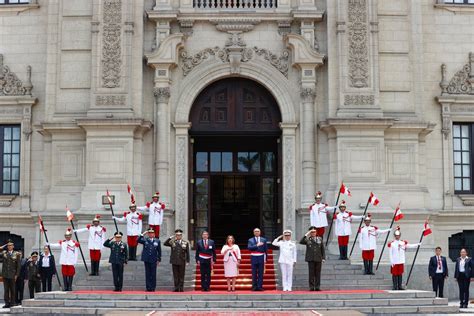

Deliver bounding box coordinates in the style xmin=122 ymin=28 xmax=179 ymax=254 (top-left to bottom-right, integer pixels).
xmin=129 ymin=247 xmax=137 ymax=261
xmin=89 ymin=261 xmax=100 ymax=276
xmin=368 ymin=261 xmax=374 ymax=275
xmin=363 ymin=260 xmax=369 ymax=274
xmin=339 ymin=246 xmax=344 ymax=260
xmin=392 ymin=275 xmax=404 ymax=290
xmin=341 ymin=246 xmax=348 ymax=260
xmin=397 ymin=275 xmax=404 ymax=290
xmin=63 ymin=276 xmax=74 ymax=291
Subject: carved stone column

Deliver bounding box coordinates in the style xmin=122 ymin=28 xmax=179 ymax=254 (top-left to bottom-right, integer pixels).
xmin=174 ymin=123 xmax=191 ymax=234
xmin=300 ymin=87 xmax=317 ymax=206
xmin=281 ymin=123 xmax=298 ymax=233
xmin=153 ymin=87 xmax=171 ymax=205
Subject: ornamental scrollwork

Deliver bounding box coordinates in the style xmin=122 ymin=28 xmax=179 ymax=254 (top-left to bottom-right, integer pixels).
xmin=101 ymin=0 xmax=122 ymax=88
xmin=344 ymin=94 xmax=374 ymax=106
xmin=347 ymin=0 xmax=369 ymax=88
xmin=443 ymin=53 xmax=474 ymax=95
xmin=153 ymin=87 xmax=171 ymax=103
xmin=0 ymin=54 xmax=33 ymax=96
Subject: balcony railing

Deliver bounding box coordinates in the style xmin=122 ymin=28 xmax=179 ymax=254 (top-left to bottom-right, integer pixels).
xmin=193 ymin=0 xmax=278 ymax=9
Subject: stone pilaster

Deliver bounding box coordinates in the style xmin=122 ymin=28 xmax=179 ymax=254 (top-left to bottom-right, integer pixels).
xmin=300 ymin=87 xmax=317 ymax=206
xmin=173 ymin=123 xmax=191 ymax=235
xmin=281 ymin=123 xmax=298 ymax=233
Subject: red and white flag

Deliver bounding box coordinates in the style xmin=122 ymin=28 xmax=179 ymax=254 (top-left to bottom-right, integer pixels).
xmin=106 ymin=189 xmax=113 ymax=204
xmin=66 ymin=206 xmax=74 ymax=221
xmin=127 ymin=184 xmax=135 ymax=204
xmin=394 ymin=206 xmax=404 ymax=222
xmin=38 ymin=215 xmax=45 ymax=233
xmin=368 ymin=192 xmax=380 ymax=206
xmin=423 ymin=219 xmax=432 ymax=236
xmin=339 ymin=183 xmax=352 ymax=196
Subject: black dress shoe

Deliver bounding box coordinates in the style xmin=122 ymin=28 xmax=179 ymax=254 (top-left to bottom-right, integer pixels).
xmin=315 ymin=288 xmax=321 ymax=291
xmin=173 ymin=289 xmax=179 ymax=292
xmin=2 ymin=304 xmax=10 ymax=309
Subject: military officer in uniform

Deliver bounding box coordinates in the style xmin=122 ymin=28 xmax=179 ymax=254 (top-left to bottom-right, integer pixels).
xmin=164 ymin=229 xmax=190 ymax=292
xmin=113 ymin=204 xmax=143 ymax=261
xmin=309 ymin=192 xmax=337 ymax=238
xmin=103 ymin=232 xmax=128 ymax=292
xmin=137 ymin=192 xmax=166 ymax=236
xmin=74 ymin=214 xmax=107 ymax=276
xmin=47 ymin=228 xmax=80 ymax=291
xmin=195 ymin=231 xmax=216 ymax=292
xmin=300 ymin=226 xmax=326 ymax=291
xmin=0 ymin=240 xmax=21 ymax=308
xmin=138 ymin=228 xmax=161 ymax=292
xmin=272 ymin=230 xmax=297 ymax=291
xmin=334 ymin=200 xmax=363 ymax=260
xmin=358 ymin=214 xmax=391 ymax=275
xmin=26 ymin=251 xmax=41 ymax=299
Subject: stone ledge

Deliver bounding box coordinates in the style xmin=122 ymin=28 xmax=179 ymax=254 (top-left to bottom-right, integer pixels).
xmin=0 ymin=195 xmax=16 ymax=207
xmin=434 ymin=4 xmax=474 ymax=12
xmin=0 ymin=3 xmax=39 ymax=13
xmin=457 ymin=194 xmax=474 ymax=206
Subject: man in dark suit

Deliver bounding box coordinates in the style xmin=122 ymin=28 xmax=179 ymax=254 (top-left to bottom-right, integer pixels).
xmin=428 ymin=246 xmax=448 ymax=298
xmin=103 ymin=232 xmax=128 ymax=292
xmin=138 ymin=228 xmax=162 ymax=292
xmin=300 ymin=226 xmax=326 ymax=291
xmin=247 ymin=228 xmax=268 ymax=291
xmin=454 ymin=248 xmax=472 ymax=309
xmin=164 ymin=229 xmax=190 ymax=292
xmin=39 ymin=246 xmax=57 ymax=292
xmin=195 ymin=231 xmax=216 ymax=292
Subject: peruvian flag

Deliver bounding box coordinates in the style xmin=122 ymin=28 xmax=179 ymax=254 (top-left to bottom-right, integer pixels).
xmin=423 ymin=219 xmax=432 ymax=236
xmin=38 ymin=215 xmax=45 ymax=232
xmin=394 ymin=205 xmax=404 ymax=222
xmin=106 ymin=189 xmax=113 ymax=204
xmin=339 ymin=183 xmax=352 ymax=196
xmin=127 ymin=184 xmax=135 ymax=204
xmin=368 ymin=192 xmax=380 ymax=206
xmin=66 ymin=206 xmax=74 ymax=221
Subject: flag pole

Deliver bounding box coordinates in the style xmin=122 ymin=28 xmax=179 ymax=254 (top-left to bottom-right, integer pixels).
xmin=349 ymin=195 xmax=371 ymax=257
xmin=326 ymin=187 xmax=342 ymax=248
xmin=69 ymin=219 xmax=89 ymax=272
xmin=376 ymin=202 xmax=400 ymax=270
xmin=405 ymin=228 xmax=425 ymax=287
xmin=107 ymin=189 xmax=119 ymax=232
xmin=39 ymin=215 xmax=62 ymax=290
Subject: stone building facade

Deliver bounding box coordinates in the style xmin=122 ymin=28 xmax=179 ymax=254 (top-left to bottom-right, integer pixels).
xmin=0 ymin=0 xmax=474 ymax=263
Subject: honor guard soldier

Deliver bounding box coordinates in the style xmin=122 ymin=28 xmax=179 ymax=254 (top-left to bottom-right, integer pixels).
xmin=387 ymin=227 xmax=421 ymax=290
xmin=113 ymin=204 xmax=143 ymax=261
xmin=247 ymin=228 xmax=268 ymax=291
xmin=138 ymin=192 xmax=166 ymax=236
xmin=164 ymin=229 xmax=190 ymax=292
xmin=138 ymin=228 xmax=162 ymax=292
xmin=26 ymin=252 xmax=41 ymax=299
xmin=272 ymin=230 xmax=297 ymax=291
xmin=334 ymin=200 xmax=363 ymax=260
xmin=300 ymin=227 xmax=326 ymax=291
xmin=103 ymin=232 xmax=128 ymax=292
xmin=195 ymin=231 xmax=216 ymax=292
xmin=74 ymin=214 xmax=107 ymax=276
xmin=0 ymin=240 xmax=21 ymax=308
xmin=358 ymin=214 xmax=391 ymax=275
xmin=48 ymin=228 xmax=80 ymax=291
xmin=309 ymin=192 xmax=337 ymax=237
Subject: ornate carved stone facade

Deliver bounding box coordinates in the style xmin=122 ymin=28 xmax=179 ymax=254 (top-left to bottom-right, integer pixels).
xmin=0 ymin=54 xmax=33 ymax=96
xmin=347 ymin=0 xmax=369 ymax=88
xmin=101 ymin=0 xmax=122 ymax=88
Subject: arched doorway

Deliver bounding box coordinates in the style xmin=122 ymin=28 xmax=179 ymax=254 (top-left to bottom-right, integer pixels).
xmin=189 ymin=78 xmax=282 ymax=245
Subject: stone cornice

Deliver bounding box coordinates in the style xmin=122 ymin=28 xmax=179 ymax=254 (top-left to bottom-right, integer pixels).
xmin=0 ymin=2 xmax=39 ymax=14
xmin=146 ymin=33 xmax=185 ymax=69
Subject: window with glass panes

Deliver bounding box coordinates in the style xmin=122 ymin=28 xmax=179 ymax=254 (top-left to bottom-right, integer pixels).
xmin=0 ymin=0 xmax=30 ymax=4
xmin=444 ymin=0 xmax=474 ymax=3
xmin=453 ymin=124 xmax=472 ymax=193
xmin=1 ymin=126 xmax=21 ymax=195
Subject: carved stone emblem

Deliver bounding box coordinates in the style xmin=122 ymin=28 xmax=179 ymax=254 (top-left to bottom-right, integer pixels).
xmin=95 ymin=95 xmax=126 ymax=106
xmin=441 ymin=52 xmax=474 ymax=95
xmin=344 ymin=94 xmax=374 ymax=106
xmin=101 ymin=0 xmax=122 ymax=88
xmin=0 ymin=54 xmax=33 ymax=96
xmin=347 ymin=0 xmax=369 ymax=88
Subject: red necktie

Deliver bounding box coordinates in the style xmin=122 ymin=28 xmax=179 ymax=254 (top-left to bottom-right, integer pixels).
xmin=438 ymin=257 xmax=441 ymax=269
xmin=205 ymin=240 xmax=208 ymax=249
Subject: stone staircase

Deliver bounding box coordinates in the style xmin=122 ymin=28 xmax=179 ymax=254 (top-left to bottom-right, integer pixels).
xmin=11 ymin=290 xmax=458 ymax=314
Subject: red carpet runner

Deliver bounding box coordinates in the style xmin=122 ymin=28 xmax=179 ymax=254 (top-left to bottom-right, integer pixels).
xmin=195 ymin=249 xmax=276 ymax=291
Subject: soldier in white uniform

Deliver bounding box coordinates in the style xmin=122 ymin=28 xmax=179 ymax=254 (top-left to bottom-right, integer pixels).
xmin=387 ymin=227 xmax=422 ymax=290
xmin=334 ymin=200 xmax=363 ymax=260
xmin=358 ymin=214 xmax=390 ymax=275
xmin=48 ymin=228 xmax=80 ymax=291
xmin=309 ymin=191 xmax=337 ymax=238
xmin=137 ymin=192 xmax=165 ymax=236
xmin=74 ymin=214 xmax=107 ymax=276
xmin=272 ymin=230 xmax=297 ymax=291
xmin=113 ymin=204 xmax=143 ymax=261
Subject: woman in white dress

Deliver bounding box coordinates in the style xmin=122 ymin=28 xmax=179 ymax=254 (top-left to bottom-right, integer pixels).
xmin=221 ymin=235 xmax=241 ymax=292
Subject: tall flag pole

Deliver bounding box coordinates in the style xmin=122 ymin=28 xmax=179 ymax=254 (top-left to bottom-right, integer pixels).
xmin=106 ymin=189 xmax=119 ymax=232
xmin=38 ymin=214 xmax=62 ymax=289
xmin=66 ymin=206 xmax=89 ymax=272
xmin=406 ymin=218 xmax=431 ymax=287
xmin=376 ymin=202 xmax=403 ymax=270
xmin=326 ymin=182 xmax=351 ymax=247
xmin=350 ymin=192 xmax=380 ymax=257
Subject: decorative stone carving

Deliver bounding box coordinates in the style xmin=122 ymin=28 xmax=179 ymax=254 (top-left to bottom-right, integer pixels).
xmin=347 ymin=0 xmax=369 ymax=88
xmin=283 ymin=135 xmax=295 ymax=229
xmin=153 ymin=87 xmax=171 ymax=103
xmin=180 ymin=34 xmax=289 ymax=77
xmin=300 ymin=87 xmax=316 ymax=102
xmin=211 ymin=18 xmax=261 ymax=34
xmin=95 ymin=95 xmax=126 ymax=106
xmin=101 ymin=0 xmax=122 ymax=88
xmin=0 ymin=54 xmax=33 ymax=96
xmin=175 ymin=136 xmax=187 ymax=229
xmin=179 ymin=20 xmax=194 ymax=36
xmin=443 ymin=52 xmax=474 ymax=95
xmin=344 ymin=94 xmax=374 ymax=106
xmin=278 ymin=20 xmax=292 ymax=36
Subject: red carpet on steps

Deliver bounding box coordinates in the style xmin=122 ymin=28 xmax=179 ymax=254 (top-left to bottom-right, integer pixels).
xmin=195 ymin=248 xmax=276 ymax=291
xmin=72 ymin=289 xmax=386 ymax=295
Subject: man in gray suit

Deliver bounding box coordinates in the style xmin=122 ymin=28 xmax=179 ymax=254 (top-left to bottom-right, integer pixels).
xmin=164 ymin=229 xmax=190 ymax=292
xmin=300 ymin=226 xmax=326 ymax=291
